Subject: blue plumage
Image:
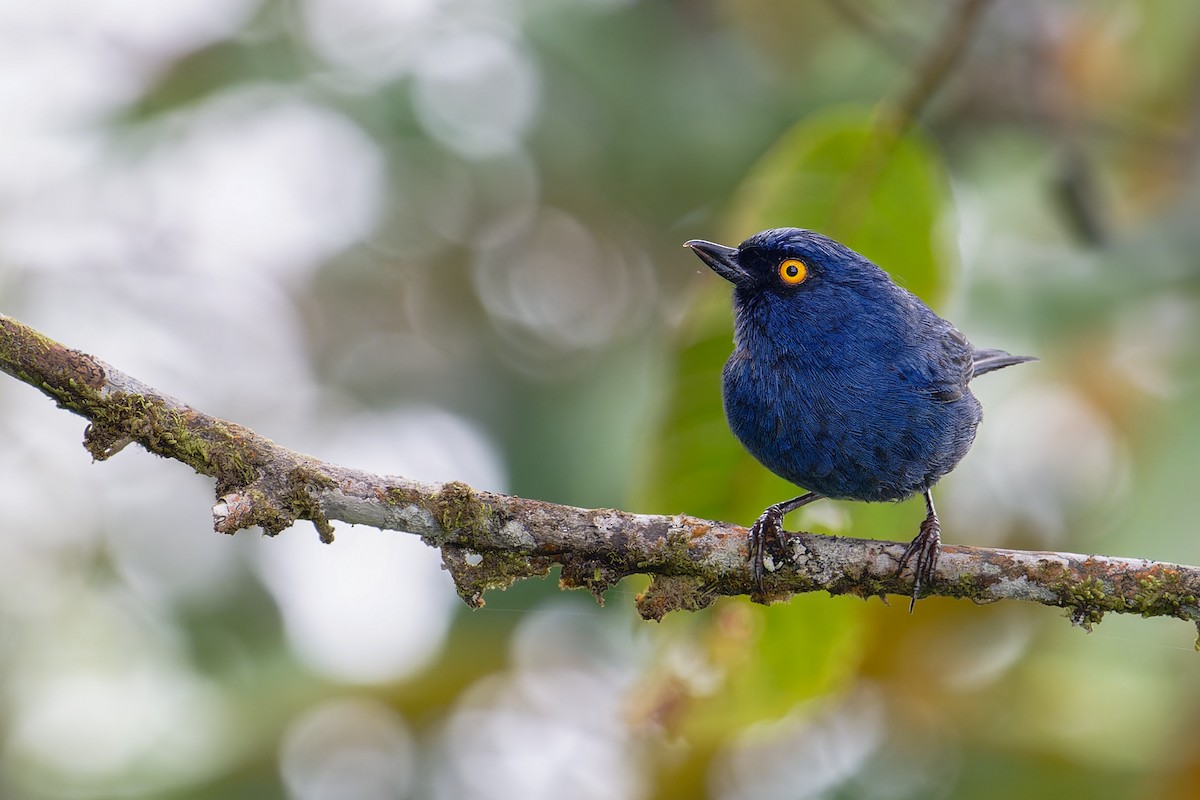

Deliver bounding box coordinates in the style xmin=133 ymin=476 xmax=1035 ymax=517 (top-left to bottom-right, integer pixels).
xmin=686 ymin=228 xmax=1033 ymax=605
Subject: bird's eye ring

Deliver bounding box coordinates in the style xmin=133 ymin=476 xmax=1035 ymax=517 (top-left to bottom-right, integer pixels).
xmin=778 ymin=258 xmax=807 ymax=285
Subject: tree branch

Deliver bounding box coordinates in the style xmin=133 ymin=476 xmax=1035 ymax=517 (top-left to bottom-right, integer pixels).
xmin=2 ymin=313 xmax=1198 ymax=640
xmin=882 ymin=0 xmax=993 ymax=136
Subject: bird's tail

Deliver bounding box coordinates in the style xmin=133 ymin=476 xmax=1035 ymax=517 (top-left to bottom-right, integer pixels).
xmin=972 ymin=348 xmax=1037 ymax=378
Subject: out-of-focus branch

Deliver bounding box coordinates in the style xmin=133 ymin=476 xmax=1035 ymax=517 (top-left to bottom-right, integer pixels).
xmin=882 ymin=0 xmax=994 ymax=135
xmin=2 ymin=313 xmax=1199 ymax=640
xmin=833 ymin=0 xmax=993 ymax=233
xmin=826 ymin=0 xmax=918 ymax=65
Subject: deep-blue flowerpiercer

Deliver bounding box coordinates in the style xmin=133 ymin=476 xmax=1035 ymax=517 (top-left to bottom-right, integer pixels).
xmin=686 ymin=228 xmax=1033 ymax=607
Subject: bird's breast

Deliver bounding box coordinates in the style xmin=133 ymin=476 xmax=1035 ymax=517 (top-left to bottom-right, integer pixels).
xmin=721 ymin=345 xmax=980 ymax=502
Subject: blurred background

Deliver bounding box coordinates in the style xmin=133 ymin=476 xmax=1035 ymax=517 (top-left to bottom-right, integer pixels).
xmin=2 ymin=0 xmax=1200 ymax=797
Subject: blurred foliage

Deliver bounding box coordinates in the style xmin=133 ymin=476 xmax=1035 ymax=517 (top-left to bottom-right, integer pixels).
xmin=728 ymin=106 xmax=953 ymax=301
xmin=5 ymin=1 xmax=1200 ymax=799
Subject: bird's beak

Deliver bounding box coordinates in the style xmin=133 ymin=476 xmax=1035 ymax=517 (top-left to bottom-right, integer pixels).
xmin=684 ymin=239 xmax=745 ymax=285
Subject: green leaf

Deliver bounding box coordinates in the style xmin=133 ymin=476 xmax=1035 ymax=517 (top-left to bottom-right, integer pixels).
xmin=678 ymin=595 xmax=868 ymax=740
xmin=729 ymin=105 xmax=954 ymax=303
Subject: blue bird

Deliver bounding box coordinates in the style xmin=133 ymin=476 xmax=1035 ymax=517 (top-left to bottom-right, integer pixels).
xmin=685 ymin=228 xmax=1033 ymax=607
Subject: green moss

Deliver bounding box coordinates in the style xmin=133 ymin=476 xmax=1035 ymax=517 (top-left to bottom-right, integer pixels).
xmin=419 ymin=482 xmax=541 ymax=607
xmin=427 ymin=481 xmax=493 ymax=538
xmin=0 ymin=319 xmax=57 ymax=389
xmin=443 ymin=548 xmax=549 ymax=608
xmin=1131 ymin=571 xmax=1198 ymax=618
xmin=859 ymin=576 xmax=889 ymax=600
xmin=1052 ymin=568 xmax=1198 ymax=631
xmin=83 ymin=392 xmax=265 ymax=493
xmin=953 ymin=572 xmax=981 ymax=597
xmin=1057 ymin=575 xmax=1123 ymax=632
xmin=239 ymin=488 xmax=291 ymax=536
xmin=830 ymin=569 xmax=887 ymax=602
xmin=1041 ymin=562 xmax=1200 ymax=632
xmin=666 ymin=528 xmax=698 ymax=566
xmin=279 ymin=466 xmax=338 ymax=543
xmin=558 ymin=559 xmax=626 ymax=605
xmin=635 ymin=575 xmax=714 ymax=620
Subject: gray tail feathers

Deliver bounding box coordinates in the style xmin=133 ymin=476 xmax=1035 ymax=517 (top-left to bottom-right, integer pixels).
xmin=972 ymin=348 xmax=1037 ymax=378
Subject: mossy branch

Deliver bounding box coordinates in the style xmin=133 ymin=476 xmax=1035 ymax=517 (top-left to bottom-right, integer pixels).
xmin=2 ymin=313 xmax=1199 ymax=642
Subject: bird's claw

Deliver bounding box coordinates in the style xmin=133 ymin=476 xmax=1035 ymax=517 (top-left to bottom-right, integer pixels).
xmin=748 ymin=506 xmax=792 ymax=590
xmin=896 ymin=514 xmax=941 ymax=612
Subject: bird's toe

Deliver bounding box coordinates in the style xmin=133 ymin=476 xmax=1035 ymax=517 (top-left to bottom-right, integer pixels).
xmin=897 ymin=515 xmax=941 ymax=612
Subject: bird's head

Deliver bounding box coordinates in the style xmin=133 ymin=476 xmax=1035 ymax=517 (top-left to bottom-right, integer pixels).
xmin=684 ymin=228 xmax=886 ymax=298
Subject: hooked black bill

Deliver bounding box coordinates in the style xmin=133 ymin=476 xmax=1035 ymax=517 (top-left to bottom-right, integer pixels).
xmin=684 ymin=239 xmax=745 ymax=285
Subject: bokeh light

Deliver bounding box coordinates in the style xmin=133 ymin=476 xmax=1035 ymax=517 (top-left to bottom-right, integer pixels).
xmin=280 ymin=698 xmax=416 ymax=800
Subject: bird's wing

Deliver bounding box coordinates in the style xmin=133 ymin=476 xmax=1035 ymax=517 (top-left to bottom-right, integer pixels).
xmin=923 ymin=326 xmax=974 ymax=403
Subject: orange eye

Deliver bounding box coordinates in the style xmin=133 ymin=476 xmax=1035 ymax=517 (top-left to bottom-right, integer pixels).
xmin=778 ymin=258 xmax=807 ymax=285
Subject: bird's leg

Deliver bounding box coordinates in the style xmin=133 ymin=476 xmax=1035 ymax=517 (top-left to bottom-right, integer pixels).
xmin=749 ymin=492 xmax=823 ymax=590
xmin=896 ymin=489 xmax=941 ymax=612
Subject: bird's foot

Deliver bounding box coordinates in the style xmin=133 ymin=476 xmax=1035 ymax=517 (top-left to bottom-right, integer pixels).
xmin=748 ymin=505 xmax=793 ymax=590
xmin=896 ymin=513 xmax=940 ymax=612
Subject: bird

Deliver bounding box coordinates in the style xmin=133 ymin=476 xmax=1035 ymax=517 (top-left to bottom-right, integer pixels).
xmin=684 ymin=228 xmax=1034 ymax=608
